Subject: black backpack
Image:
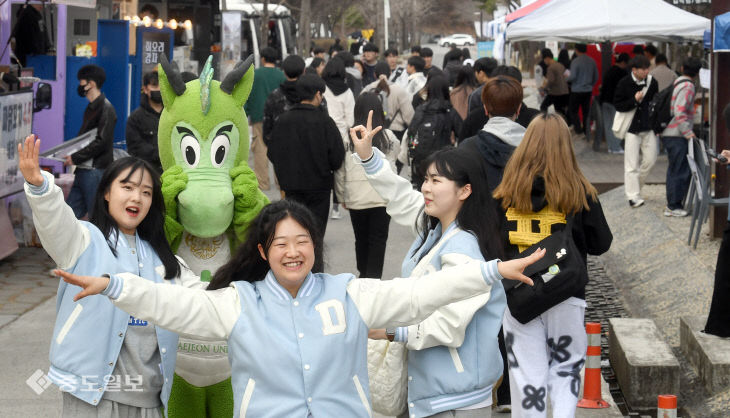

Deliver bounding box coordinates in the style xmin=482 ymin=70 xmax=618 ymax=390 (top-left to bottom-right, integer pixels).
xmin=648 ymin=78 xmax=693 ymax=134
xmin=407 ymin=103 xmax=453 ymax=165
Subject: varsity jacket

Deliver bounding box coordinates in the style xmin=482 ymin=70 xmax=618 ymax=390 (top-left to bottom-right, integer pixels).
xmin=23 ymin=171 xmax=190 ymax=411
xmin=358 ymin=150 xmax=508 ymax=417
xmin=100 ymin=258 xmax=503 ymax=418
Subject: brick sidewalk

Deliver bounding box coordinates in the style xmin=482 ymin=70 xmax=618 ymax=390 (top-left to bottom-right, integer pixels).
xmin=0 ymin=247 xmax=57 ymax=329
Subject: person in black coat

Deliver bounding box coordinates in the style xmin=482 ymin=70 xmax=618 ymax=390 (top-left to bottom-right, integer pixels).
xmin=66 ymin=64 xmax=117 ymax=219
xmin=704 ymin=104 xmax=730 ymax=337
xmin=599 ymin=52 xmax=630 ymax=153
xmin=458 ymin=66 xmax=539 ymax=142
xmin=613 ymin=55 xmax=659 ymax=207
xmin=126 ymin=71 xmax=163 ymax=175
xmin=267 ymin=75 xmax=345 ymax=235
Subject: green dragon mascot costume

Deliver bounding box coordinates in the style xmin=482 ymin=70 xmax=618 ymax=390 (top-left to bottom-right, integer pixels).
xmin=157 ymin=54 xmax=268 ymax=417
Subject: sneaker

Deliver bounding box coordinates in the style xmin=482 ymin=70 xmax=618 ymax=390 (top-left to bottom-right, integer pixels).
xmin=664 ymin=207 xmax=689 ymax=217
xmin=330 ymin=206 xmax=342 ymax=219
xmin=629 ymin=198 xmax=645 ymax=208
xmin=495 ymin=404 xmax=511 ymax=413
xmin=608 ymin=148 xmax=624 ymax=154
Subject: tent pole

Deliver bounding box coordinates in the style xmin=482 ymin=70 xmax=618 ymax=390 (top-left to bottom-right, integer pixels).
xmin=711 ymin=0 xmax=730 ymax=238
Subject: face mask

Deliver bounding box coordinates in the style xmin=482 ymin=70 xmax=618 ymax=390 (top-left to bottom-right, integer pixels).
xmin=77 ymin=84 xmax=89 ymax=97
xmin=149 ymin=90 xmax=163 ymax=104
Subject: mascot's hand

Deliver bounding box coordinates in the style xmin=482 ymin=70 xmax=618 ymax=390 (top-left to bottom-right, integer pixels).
xmin=161 ymin=166 xmax=188 ymax=249
xmin=231 ymin=164 xmax=269 ymax=244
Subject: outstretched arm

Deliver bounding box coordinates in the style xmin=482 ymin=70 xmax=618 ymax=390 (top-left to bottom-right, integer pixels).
xmin=55 ymin=269 xmax=241 ymax=340
xmin=350 ymin=250 xmax=542 ymax=330
xmin=350 ymin=111 xmax=424 ymax=231
xmin=19 ymin=135 xmax=90 ymax=269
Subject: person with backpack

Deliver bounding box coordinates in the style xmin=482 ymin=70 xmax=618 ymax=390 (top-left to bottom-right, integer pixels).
xmin=492 ymin=113 xmax=613 ymax=418
xmin=406 ymin=75 xmax=462 ymax=190
xmin=659 ymin=57 xmax=702 ymax=217
xmin=334 ymin=93 xmax=400 ymax=278
xmin=614 ymin=55 xmax=659 ymax=208
xmin=362 ymin=62 xmax=415 ymax=141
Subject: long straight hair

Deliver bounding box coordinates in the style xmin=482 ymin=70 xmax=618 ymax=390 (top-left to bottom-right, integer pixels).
xmin=351 ymin=93 xmax=391 ymax=152
xmin=208 ymin=199 xmax=325 ymax=290
xmin=493 ymin=112 xmax=597 ymax=214
xmin=89 ymin=157 xmax=180 ymax=279
xmin=414 ymin=148 xmax=504 ymax=261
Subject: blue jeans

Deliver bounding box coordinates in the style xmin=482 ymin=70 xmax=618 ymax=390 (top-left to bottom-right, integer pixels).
xmin=601 ymin=102 xmax=622 ymax=152
xmin=67 ymin=168 xmax=104 ymax=219
xmin=662 ymin=136 xmax=691 ymax=210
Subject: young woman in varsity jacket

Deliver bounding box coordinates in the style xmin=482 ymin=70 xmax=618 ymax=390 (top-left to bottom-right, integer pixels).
xmin=493 ymin=113 xmax=613 ymax=418
xmin=350 ymin=112 xmax=511 ymax=417
xmin=57 ymin=198 xmax=544 ymax=418
xmin=18 ymin=136 xmax=200 ymax=417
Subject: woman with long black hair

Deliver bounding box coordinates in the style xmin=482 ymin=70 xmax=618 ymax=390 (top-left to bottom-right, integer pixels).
xmin=350 ymin=112 xmax=513 ymax=417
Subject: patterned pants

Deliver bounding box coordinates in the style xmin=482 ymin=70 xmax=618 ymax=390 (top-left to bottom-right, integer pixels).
xmin=502 ymin=297 xmax=587 ymax=418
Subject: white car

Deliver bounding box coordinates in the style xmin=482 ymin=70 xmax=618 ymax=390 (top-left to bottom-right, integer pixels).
xmin=438 ymin=34 xmax=475 ymax=47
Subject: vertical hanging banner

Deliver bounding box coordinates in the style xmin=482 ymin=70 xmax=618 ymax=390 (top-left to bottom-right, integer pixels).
xmin=141 ymin=30 xmax=172 ymax=76
xmin=221 ymin=12 xmax=243 ymax=79
xmin=0 ymin=92 xmax=34 ymax=198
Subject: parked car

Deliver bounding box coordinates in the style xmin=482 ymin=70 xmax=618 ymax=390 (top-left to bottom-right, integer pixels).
xmin=438 ymin=34 xmax=475 ymax=47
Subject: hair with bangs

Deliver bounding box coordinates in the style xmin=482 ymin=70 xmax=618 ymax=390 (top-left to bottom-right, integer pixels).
xmin=90 ymin=157 xmax=179 ymax=279
xmin=208 ymin=199 xmax=324 ymax=290
xmin=493 ymin=113 xmax=597 ymax=214
xmin=413 ymin=148 xmax=504 ymax=261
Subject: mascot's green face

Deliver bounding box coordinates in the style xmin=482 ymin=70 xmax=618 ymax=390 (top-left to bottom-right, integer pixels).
xmin=158 ymin=56 xmax=254 ymax=238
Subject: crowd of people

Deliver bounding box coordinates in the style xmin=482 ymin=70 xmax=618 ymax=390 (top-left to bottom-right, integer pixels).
xmin=19 ymin=37 xmax=724 ymax=418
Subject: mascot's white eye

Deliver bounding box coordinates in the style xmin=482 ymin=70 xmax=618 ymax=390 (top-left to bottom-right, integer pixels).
xmin=180 ymin=135 xmax=201 ymax=168
xmin=210 ymin=135 xmax=230 ymax=168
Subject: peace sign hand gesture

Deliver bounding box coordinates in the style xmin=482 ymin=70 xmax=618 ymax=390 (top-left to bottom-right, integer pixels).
xmin=349 ymin=110 xmax=383 ymax=161
xmin=17 ymin=134 xmax=44 ymax=187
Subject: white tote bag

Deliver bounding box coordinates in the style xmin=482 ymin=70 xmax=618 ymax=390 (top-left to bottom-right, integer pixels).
xmin=367 ymin=227 xmax=462 ymax=416
xmin=612 ymin=75 xmax=652 ymax=139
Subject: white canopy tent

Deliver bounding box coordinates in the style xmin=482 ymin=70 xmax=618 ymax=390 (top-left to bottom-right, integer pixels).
xmin=506 ymin=0 xmax=710 ymax=43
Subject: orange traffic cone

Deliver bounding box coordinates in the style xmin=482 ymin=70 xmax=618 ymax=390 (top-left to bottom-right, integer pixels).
xmin=658 ymin=394 xmax=677 ymax=418
xmin=577 ymin=322 xmax=609 ymax=408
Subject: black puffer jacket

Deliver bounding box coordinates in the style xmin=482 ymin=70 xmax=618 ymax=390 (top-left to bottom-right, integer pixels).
xmin=126 ymin=94 xmax=162 ymax=174
xmin=263 ymin=80 xmax=328 ymax=144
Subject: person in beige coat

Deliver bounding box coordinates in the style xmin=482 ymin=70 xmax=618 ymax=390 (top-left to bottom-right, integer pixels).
xmin=335 ymin=93 xmax=400 ymax=278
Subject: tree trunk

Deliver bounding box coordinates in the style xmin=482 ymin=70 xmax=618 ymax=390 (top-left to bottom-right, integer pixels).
xmin=298 ymin=0 xmax=312 ymax=56
xmin=374 ymin=0 xmax=384 ymax=52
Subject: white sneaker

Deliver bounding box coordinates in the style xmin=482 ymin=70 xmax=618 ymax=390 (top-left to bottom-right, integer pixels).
xmin=629 ymin=198 xmax=645 ymax=208
xmin=664 ymin=207 xmax=688 ymax=217
xmin=330 ymin=206 xmax=342 ymax=219
xmin=495 ymin=404 xmax=511 ymax=413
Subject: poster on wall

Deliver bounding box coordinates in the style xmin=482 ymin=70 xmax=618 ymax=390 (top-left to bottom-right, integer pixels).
xmin=0 ymin=92 xmax=34 ymax=198
xmin=221 ymin=12 xmax=242 ymax=79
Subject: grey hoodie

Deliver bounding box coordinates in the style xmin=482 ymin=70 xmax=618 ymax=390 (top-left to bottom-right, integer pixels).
xmin=482 ymin=116 xmax=526 ymax=147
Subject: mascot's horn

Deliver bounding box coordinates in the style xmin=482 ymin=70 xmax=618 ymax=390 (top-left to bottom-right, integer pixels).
xmin=220 ymin=55 xmax=254 ymax=95
xmin=159 ymin=54 xmax=186 ymax=97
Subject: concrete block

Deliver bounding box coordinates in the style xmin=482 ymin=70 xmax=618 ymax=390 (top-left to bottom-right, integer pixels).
xmin=608 ymin=318 xmax=680 ymax=409
xmin=680 ymin=316 xmax=730 ymax=394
